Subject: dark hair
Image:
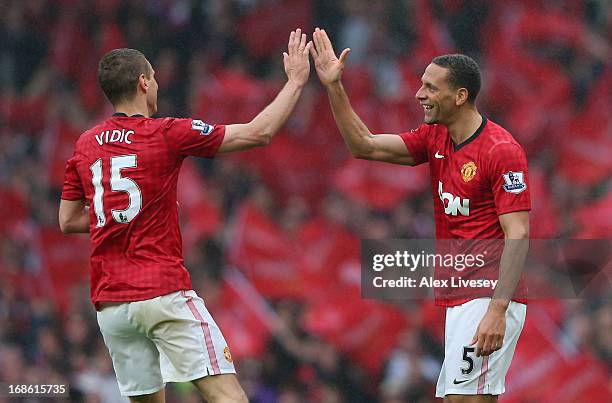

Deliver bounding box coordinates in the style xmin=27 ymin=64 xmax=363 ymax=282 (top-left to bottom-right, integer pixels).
xmin=431 ymin=54 xmax=481 ymax=103
xmin=98 ymin=48 xmax=152 ymax=105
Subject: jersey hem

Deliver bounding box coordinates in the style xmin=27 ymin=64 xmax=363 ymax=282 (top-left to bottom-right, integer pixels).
xmin=497 ymin=206 xmax=531 ymax=216
xmin=60 ymin=195 xmax=85 ymax=201
xmin=436 ymin=297 xmax=528 ymax=307
xmin=94 ymin=286 xmax=191 ymax=310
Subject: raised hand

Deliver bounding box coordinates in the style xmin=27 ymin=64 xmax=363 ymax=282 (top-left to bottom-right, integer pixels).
xmin=283 ymin=28 xmax=312 ymax=87
xmin=310 ymin=27 xmax=350 ymax=87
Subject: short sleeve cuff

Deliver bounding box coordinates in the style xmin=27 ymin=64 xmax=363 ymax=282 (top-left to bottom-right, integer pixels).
xmin=205 ymin=124 xmax=226 ymax=158
xmin=398 ymin=132 xmax=428 ymax=165
xmin=60 ymin=193 xmax=85 ymax=201
xmin=496 ymin=205 xmax=531 ymax=216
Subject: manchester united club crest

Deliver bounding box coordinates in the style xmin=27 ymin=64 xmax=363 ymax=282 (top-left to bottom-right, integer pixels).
xmin=223 ymin=346 xmax=233 ymax=363
xmin=461 ymin=161 xmax=477 ymax=182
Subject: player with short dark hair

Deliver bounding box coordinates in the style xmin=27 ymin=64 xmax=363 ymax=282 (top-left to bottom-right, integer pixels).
xmin=430 ymin=54 xmax=481 ymax=104
xmin=98 ymin=48 xmax=154 ymax=105
xmin=310 ymin=28 xmax=530 ymax=402
xmin=59 ymin=29 xmax=313 ymax=403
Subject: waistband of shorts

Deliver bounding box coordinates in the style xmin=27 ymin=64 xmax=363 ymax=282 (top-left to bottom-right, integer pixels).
xmin=97 ymin=301 xmax=126 ymax=310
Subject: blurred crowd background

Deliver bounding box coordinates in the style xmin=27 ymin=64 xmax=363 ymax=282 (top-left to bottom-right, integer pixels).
xmin=0 ymin=0 xmax=610 ymax=402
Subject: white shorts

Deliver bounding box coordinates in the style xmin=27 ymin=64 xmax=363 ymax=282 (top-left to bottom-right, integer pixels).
xmin=96 ymin=290 xmax=236 ymax=396
xmin=436 ymin=298 xmax=526 ymax=397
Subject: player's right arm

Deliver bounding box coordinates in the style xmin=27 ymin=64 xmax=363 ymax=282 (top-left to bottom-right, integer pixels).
xmin=310 ymin=28 xmax=416 ymax=166
xmin=218 ymin=29 xmax=312 ymax=153
xmin=59 ymin=154 xmax=89 ymax=234
xmin=59 ymin=199 xmax=89 ymax=234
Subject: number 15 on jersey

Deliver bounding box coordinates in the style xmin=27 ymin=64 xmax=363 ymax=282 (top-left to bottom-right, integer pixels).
xmin=90 ymin=154 xmax=142 ymax=227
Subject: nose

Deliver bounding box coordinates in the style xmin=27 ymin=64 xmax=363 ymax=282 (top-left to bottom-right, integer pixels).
xmin=415 ymin=86 xmax=426 ymax=101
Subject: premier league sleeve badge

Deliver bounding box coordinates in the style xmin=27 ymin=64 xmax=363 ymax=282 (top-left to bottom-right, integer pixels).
xmin=502 ymin=171 xmax=527 ymax=194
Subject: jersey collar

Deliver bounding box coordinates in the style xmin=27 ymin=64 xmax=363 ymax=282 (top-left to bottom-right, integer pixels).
xmin=452 ymin=115 xmax=487 ymax=152
xmin=113 ymin=112 xmax=145 ymax=117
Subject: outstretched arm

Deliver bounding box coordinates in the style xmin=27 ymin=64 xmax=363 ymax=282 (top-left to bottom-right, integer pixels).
xmin=310 ymin=28 xmax=415 ymax=165
xmin=219 ymin=29 xmax=312 ymax=153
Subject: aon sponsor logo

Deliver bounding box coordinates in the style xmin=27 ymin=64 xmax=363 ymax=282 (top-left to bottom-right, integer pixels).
xmin=438 ymin=181 xmax=470 ymax=216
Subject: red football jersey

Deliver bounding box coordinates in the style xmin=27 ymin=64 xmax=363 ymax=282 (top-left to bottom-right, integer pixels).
xmin=61 ymin=115 xmax=225 ymax=308
xmin=400 ymin=116 xmax=530 ymax=306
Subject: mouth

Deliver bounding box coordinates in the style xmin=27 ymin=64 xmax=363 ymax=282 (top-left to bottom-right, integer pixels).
xmin=422 ymin=104 xmax=434 ymax=111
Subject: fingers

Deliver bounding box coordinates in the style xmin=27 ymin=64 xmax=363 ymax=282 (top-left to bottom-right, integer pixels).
xmin=338 ymin=48 xmax=351 ymax=64
xmin=304 ymin=41 xmax=313 ymax=57
xmin=309 ymin=41 xmax=318 ymax=59
xmin=288 ymin=30 xmax=295 ymax=54
xmin=471 ymin=325 xmax=485 ymax=357
xmin=287 ymin=28 xmax=309 ymax=57
xmin=480 ymin=336 xmax=493 ymax=357
xmin=312 ymin=28 xmax=320 ymax=53
xmin=298 ymin=30 xmax=307 ymax=53
xmin=320 ymin=28 xmax=332 ymax=51
xmin=288 ymin=28 xmax=301 ymax=55
xmin=313 ymin=27 xmax=326 ymax=54
xmin=478 ymin=335 xmax=503 ymax=357
xmin=285 ymin=28 xmax=329 ymax=62
xmin=474 ymin=334 xmax=484 ymax=357
xmin=492 ymin=336 xmax=503 ymax=353
xmin=292 ymin=28 xmax=300 ymax=55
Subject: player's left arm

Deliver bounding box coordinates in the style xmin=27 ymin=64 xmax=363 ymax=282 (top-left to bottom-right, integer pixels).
xmin=471 ymin=211 xmax=529 ymax=357
xmin=495 ymin=211 xmax=530 ymax=304
xmin=59 ymin=199 xmax=90 ymax=234
xmin=472 ymin=141 xmax=531 ymax=357
xmin=218 ymin=29 xmax=312 ymax=153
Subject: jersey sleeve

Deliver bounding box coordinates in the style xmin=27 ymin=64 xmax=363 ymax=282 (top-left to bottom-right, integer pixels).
xmin=487 ymin=142 xmax=531 ymax=215
xmin=61 ymin=154 xmax=85 ymax=201
xmin=398 ymin=124 xmax=430 ymax=166
xmin=162 ymin=118 xmax=226 ymax=158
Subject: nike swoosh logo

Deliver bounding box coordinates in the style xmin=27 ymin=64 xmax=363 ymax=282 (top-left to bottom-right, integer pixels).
xmin=435 ymin=151 xmax=444 ymax=159
xmin=453 ymin=379 xmax=469 ymax=385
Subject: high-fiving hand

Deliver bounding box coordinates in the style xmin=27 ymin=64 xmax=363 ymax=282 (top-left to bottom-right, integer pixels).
xmin=310 ymin=27 xmax=351 ymax=87
xmin=283 ymin=28 xmax=312 ymax=87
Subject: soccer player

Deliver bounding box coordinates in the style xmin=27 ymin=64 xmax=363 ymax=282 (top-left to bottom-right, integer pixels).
xmin=59 ymin=29 xmax=312 ymax=403
xmin=310 ymin=28 xmax=530 ymax=402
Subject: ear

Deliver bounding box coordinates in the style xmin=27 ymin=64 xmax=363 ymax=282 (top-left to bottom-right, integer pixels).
xmin=138 ymin=74 xmax=148 ymax=92
xmin=455 ymin=88 xmax=469 ymax=106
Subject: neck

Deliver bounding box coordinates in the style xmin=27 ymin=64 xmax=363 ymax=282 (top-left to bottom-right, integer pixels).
xmin=446 ymin=107 xmax=482 ymax=145
xmin=113 ymin=99 xmax=150 ymax=118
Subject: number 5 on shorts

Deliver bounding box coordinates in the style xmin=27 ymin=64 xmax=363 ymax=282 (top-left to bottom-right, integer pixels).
xmin=461 ymin=346 xmax=476 ymax=374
